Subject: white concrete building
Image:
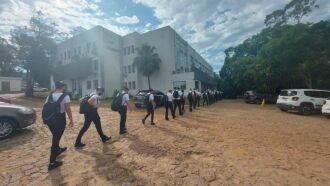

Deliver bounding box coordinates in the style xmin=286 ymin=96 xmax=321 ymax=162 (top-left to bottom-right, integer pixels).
xmin=54 ymin=26 xmax=215 ymax=97
xmin=0 ymin=76 xmax=22 ymax=92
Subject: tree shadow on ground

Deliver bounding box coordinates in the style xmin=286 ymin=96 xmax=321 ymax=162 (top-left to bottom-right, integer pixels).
xmin=76 ymin=144 xmax=147 ymax=185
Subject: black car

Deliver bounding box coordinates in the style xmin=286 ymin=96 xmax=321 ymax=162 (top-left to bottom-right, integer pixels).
xmin=244 ymin=90 xmax=278 ymax=104
xmin=134 ymin=90 xmax=166 ymax=108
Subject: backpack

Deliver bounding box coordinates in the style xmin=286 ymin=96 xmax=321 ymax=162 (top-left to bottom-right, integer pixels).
xmin=42 ymin=93 xmax=67 ymax=125
xmin=188 ymin=92 xmax=193 ymax=100
xmin=79 ymin=95 xmax=93 ymax=114
xmin=144 ymin=94 xmax=151 ymax=107
xmin=111 ymin=93 xmax=126 ymax=112
xmin=173 ymin=90 xmax=179 ymax=99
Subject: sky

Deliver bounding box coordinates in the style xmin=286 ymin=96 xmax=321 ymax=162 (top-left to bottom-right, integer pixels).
xmin=0 ymin=0 xmax=329 ymax=72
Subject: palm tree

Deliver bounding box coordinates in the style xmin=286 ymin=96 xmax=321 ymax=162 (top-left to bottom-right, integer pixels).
xmin=133 ymin=43 xmax=161 ymax=89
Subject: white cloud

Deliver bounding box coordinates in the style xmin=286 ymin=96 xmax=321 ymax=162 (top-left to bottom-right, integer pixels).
xmin=0 ymin=0 xmax=132 ymax=39
xmin=115 ymin=15 xmax=140 ymax=24
xmin=134 ymin=0 xmax=330 ymax=72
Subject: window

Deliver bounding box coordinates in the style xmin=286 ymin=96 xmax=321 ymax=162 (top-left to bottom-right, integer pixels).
xmin=128 ymin=65 xmax=131 ymax=73
xmin=68 ymin=50 xmax=71 ymax=59
xmin=64 ymin=52 xmax=66 ymax=60
xmin=124 ymin=66 xmax=127 ymax=74
xmin=74 ymin=48 xmax=77 ymax=55
xmin=78 ymin=47 xmax=81 ymax=55
xmin=132 ymin=81 xmax=136 ymax=89
xmin=87 ymin=43 xmax=91 ymax=53
xmin=128 ymin=82 xmax=132 ymax=89
xmin=94 ymin=60 xmax=98 ymax=71
xmin=123 ymin=48 xmax=126 ymax=56
xmin=131 ymin=45 xmax=134 ymax=54
xmin=173 ymin=81 xmax=186 ymax=90
xmin=1 ymin=81 xmax=10 ymax=92
xmin=132 ymin=64 xmax=135 ymax=73
xmin=280 ymin=91 xmax=297 ymax=96
xmin=93 ymin=80 xmax=99 ymax=89
xmin=87 ymin=80 xmax=91 ymax=90
xmin=127 ymin=47 xmax=131 ymax=55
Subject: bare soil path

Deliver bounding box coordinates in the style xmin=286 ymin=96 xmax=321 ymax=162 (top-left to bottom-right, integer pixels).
xmin=1 ymin=99 xmax=329 ymax=186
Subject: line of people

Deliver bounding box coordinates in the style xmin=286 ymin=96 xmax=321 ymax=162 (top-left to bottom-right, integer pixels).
xmin=42 ymin=81 xmax=222 ymax=171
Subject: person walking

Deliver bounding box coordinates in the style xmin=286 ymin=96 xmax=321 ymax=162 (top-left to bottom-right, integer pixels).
xmin=193 ymin=90 xmax=197 ymax=109
xmin=43 ymin=81 xmax=73 ymax=171
xmin=181 ymin=89 xmax=185 ymax=113
xmin=165 ymin=89 xmax=175 ymax=120
xmin=118 ymin=87 xmax=132 ymax=135
xmin=188 ymin=89 xmax=194 ymax=112
xmin=202 ymin=91 xmax=208 ymax=107
xmin=173 ymin=88 xmax=182 ymax=116
xmin=142 ymin=89 xmax=156 ymax=125
xmin=75 ymin=87 xmax=110 ymax=148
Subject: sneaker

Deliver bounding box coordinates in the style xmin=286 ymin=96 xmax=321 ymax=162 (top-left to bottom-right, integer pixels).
xmin=119 ymin=131 xmax=127 ymax=135
xmin=56 ymin=147 xmax=67 ymax=156
xmin=74 ymin=143 xmax=86 ymax=148
xmin=165 ymin=118 xmax=169 ymax=121
xmin=151 ymin=122 xmax=156 ymax=125
xmin=48 ymin=161 xmax=63 ymax=171
xmin=142 ymin=119 xmax=145 ymax=125
xmin=102 ymin=136 xmax=111 ymax=143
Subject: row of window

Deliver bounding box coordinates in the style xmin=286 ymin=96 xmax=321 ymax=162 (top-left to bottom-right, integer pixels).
xmin=87 ymin=80 xmax=99 ymax=90
xmin=60 ymin=42 xmax=96 ymax=60
xmin=123 ymin=45 xmax=134 ymax=56
xmin=124 ymin=64 xmax=136 ymax=74
xmin=124 ymin=81 xmax=136 ymax=90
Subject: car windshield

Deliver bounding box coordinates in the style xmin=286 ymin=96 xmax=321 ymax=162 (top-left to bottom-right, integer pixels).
xmin=280 ymin=90 xmax=297 ymax=96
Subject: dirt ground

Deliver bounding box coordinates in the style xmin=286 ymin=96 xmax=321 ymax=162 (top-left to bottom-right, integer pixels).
xmin=0 ymin=98 xmax=330 ymax=186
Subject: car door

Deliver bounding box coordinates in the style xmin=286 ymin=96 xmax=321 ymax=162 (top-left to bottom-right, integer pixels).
xmin=314 ymin=91 xmax=327 ymax=109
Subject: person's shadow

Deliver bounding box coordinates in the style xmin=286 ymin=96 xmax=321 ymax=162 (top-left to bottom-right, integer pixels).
xmin=48 ymin=166 xmax=65 ymax=186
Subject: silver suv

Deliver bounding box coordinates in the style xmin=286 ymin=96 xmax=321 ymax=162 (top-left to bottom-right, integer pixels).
xmin=277 ymin=89 xmax=330 ymax=115
xmin=0 ymin=102 xmax=36 ymax=139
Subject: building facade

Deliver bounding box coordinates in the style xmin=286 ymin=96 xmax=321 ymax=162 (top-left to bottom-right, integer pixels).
xmin=0 ymin=76 xmax=22 ymax=92
xmin=53 ymin=26 xmax=215 ymax=97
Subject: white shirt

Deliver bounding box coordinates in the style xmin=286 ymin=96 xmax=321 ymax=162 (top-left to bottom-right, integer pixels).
xmin=149 ymin=93 xmax=154 ymax=102
xmin=121 ymin=91 xmax=129 ymax=106
xmin=166 ymin=92 xmax=173 ymax=102
xmin=45 ymin=92 xmax=71 ymax=113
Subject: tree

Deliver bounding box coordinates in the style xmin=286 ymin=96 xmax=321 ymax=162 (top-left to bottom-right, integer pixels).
xmin=265 ymin=0 xmax=319 ymax=27
xmin=133 ymin=43 xmax=162 ymax=89
xmin=10 ymin=11 xmax=58 ymax=97
xmin=0 ymin=37 xmax=17 ymax=76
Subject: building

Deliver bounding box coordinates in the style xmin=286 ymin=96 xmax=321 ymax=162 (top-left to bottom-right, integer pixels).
xmin=0 ymin=76 xmax=22 ymax=92
xmin=53 ymin=26 xmax=215 ymax=97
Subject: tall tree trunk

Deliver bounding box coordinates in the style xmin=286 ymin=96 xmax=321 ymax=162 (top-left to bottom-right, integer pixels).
xmin=147 ymin=75 xmax=151 ymax=90
xmin=25 ymin=70 xmax=33 ymax=97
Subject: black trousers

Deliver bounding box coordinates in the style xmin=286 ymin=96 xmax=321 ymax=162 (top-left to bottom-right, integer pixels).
xmin=203 ymin=98 xmax=208 ymax=106
xmin=119 ymin=106 xmax=127 ymax=133
xmin=181 ymin=99 xmax=185 ymax=112
xmin=47 ymin=113 xmax=66 ymax=163
xmin=144 ymin=105 xmax=154 ymax=123
xmin=76 ymin=109 xmax=106 ymax=144
xmin=197 ymin=97 xmax=200 ymax=107
xmin=173 ymin=100 xmax=182 ymax=115
xmin=165 ymin=101 xmax=175 ymax=119
xmin=189 ymin=99 xmax=193 ymax=112
xmin=193 ymin=98 xmax=197 ymax=109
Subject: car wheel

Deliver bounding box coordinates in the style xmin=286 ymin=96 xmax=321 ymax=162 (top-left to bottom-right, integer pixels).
xmin=280 ymin=108 xmax=288 ymax=112
xmin=327 ymin=115 xmax=330 ymax=119
xmin=299 ymin=104 xmax=314 ymax=115
xmin=0 ymin=119 xmax=16 ymax=139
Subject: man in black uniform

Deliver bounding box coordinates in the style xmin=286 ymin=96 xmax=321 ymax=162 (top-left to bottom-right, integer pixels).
xmin=181 ymin=89 xmax=185 ymax=113
xmin=173 ymin=88 xmax=182 ymax=116
xmin=142 ymin=89 xmax=156 ymax=125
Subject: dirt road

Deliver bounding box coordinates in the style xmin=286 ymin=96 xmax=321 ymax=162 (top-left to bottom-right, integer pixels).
xmin=0 ymin=99 xmax=329 ymax=186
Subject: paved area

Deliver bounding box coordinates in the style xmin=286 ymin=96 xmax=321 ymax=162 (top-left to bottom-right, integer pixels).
xmin=0 ymin=98 xmax=330 ymax=185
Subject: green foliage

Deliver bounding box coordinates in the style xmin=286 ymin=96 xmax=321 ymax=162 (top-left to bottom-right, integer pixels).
xmin=10 ymin=11 xmax=59 ymax=97
xmin=220 ymin=21 xmax=330 ymax=97
xmin=133 ymin=43 xmax=161 ymax=89
xmin=265 ymin=0 xmax=319 ymax=27
xmin=0 ymin=37 xmax=18 ymax=76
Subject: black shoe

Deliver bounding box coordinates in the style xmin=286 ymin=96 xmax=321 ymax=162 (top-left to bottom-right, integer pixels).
xmin=151 ymin=122 xmax=156 ymax=125
xmin=165 ymin=118 xmax=169 ymax=121
xmin=142 ymin=119 xmax=145 ymax=125
xmin=56 ymin=147 xmax=67 ymax=156
xmin=102 ymin=136 xmax=111 ymax=143
xmin=48 ymin=161 xmax=63 ymax=171
xmin=75 ymin=142 xmax=86 ymax=148
xmin=119 ymin=131 xmax=127 ymax=135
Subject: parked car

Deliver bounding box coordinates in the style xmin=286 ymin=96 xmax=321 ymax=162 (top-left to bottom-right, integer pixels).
xmin=322 ymin=98 xmax=330 ymax=119
xmin=134 ymin=90 xmax=166 ymax=108
xmin=0 ymin=102 xmax=36 ymax=139
xmin=277 ymin=89 xmax=330 ymax=115
xmin=33 ymin=86 xmax=48 ymax=92
xmin=244 ymin=90 xmax=278 ymax=104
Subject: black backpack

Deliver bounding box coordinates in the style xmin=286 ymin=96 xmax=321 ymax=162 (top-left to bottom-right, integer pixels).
xmin=111 ymin=93 xmax=125 ymax=112
xmin=79 ymin=95 xmax=93 ymax=114
xmin=173 ymin=90 xmax=179 ymax=99
xmin=188 ymin=92 xmax=193 ymax=100
xmin=144 ymin=94 xmax=151 ymax=107
xmin=42 ymin=93 xmax=67 ymax=125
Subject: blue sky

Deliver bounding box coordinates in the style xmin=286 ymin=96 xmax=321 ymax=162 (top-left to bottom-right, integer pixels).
xmin=0 ymin=0 xmax=329 ymax=72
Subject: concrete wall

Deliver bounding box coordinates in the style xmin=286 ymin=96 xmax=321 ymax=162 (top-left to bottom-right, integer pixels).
xmin=0 ymin=77 xmax=22 ymax=92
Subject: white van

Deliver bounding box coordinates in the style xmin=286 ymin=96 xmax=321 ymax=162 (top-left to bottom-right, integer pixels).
xmin=277 ymin=89 xmax=330 ymax=115
xmin=322 ymin=98 xmax=330 ymax=119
